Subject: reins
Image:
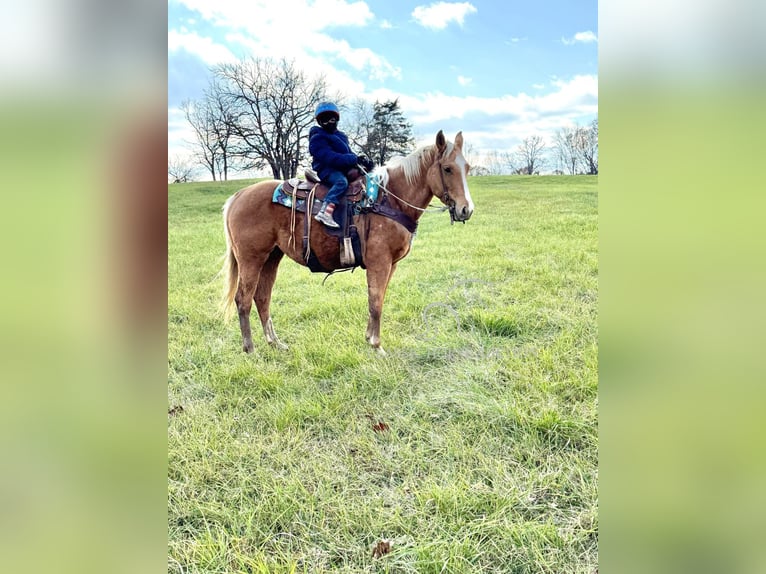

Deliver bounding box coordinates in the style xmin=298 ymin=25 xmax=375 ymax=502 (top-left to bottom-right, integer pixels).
xmin=359 ymin=166 xmax=448 ymax=215
xmin=319 ymin=154 xmax=460 ymax=285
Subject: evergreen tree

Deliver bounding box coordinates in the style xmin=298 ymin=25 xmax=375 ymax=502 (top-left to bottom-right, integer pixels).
xmin=365 ymin=99 xmax=415 ymax=165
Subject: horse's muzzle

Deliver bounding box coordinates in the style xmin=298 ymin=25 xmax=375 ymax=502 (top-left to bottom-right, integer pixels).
xmin=452 ymin=204 xmax=473 ymax=222
xmin=448 ymin=204 xmax=472 ymax=224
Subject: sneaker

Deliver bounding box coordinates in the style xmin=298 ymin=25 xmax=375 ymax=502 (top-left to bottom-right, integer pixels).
xmin=315 ymin=208 xmax=339 ymax=228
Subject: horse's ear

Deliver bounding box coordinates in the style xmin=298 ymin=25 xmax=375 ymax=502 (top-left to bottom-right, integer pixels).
xmin=455 ymin=131 xmax=463 ymax=150
xmin=435 ymin=130 xmax=446 ymax=154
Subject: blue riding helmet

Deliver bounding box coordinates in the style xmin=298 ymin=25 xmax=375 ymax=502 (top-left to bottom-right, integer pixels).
xmin=315 ymin=101 xmax=340 ymax=120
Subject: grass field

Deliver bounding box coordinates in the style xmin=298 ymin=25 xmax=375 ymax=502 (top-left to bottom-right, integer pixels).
xmin=168 ymin=175 xmax=598 ymax=573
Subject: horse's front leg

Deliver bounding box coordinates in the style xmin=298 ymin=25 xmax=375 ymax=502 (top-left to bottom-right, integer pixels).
xmin=365 ymin=261 xmax=396 ymax=355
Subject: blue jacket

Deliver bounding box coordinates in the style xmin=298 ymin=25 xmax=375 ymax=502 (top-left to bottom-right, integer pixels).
xmin=309 ymin=126 xmax=358 ymax=180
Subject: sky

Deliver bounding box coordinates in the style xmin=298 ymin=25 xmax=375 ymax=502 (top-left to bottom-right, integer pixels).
xmin=168 ymin=0 xmax=598 ymax=174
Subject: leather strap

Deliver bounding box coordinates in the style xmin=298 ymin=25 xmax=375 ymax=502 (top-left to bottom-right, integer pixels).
xmin=366 ymin=197 xmax=418 ymax=234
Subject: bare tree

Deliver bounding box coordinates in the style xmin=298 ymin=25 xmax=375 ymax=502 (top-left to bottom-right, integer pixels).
xmin=501 ymin=150 xmax=517 ymax=174
xmin=553 ymin=126 xmax=581 ymax=175
xmin=181 ymin=77 xmax=240 ymax=181
xmin=577 ymin=119 xmax=598 ymax=175
xmin=515 ymin=135 xmax=547 ymax=175
xmin=469 ymin=165 xmax=490 ymax=176
xmin=482 ymin=149 xmax=517 ymax=175
xmin=484 ymin=150 xmax=503 ymax=175
xmin=344 ymin=98 xmax=376 ymax=156
xmin=203 ymin=80 xmax=239 ymax=180
xmin=182 ymin=98 xmax=224 ymax=181
xmin=168 ymin=155 xmax=196 ymax=183
xmin=461 ymin=140 xmax=478 ymax=169
xmin=215 ymin=57 xmax=327 ymax=179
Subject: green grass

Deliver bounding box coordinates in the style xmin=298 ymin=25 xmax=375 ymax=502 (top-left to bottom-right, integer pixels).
xmin=168 ymin=175 xmax=598 ymax=573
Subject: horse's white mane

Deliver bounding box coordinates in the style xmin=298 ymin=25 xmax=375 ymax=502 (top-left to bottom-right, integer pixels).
xmin=376 ymin=143 xmax=452 ymax=187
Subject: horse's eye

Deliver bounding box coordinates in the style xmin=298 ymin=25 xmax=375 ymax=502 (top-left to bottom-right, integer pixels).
xmin=444 ymin=166 xmax=452 ymax=174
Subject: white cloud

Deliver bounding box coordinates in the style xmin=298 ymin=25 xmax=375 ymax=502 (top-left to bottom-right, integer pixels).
xmin=380 ymin=20 xmax=393 ymax=29
xmin=562 ymin=30 xmax=598 ymax=45
xmin=168 ymin=30 xmax=238 ymax=65
xmin=542 ymin=75 xmax=598 ymax=114
xmin=167 ymin=107 xmax=197 ymax=161
xmin=575 ymin=31 xmax=598 ymax=43
xmin=382 ymin=74 xmax=596 ymax=124
xmin=312 ymin=37 xmax=402 ymax=81
xmin=170 ymin=0 xmax=399 ymax=85
xmin=532 ymin=83 xmax=545 ymax=89
xmin=367 ymin=74 xmax=597 ymax=153
xmin=457 ymin=75 xmax=472 ymax=86
xmin=173 ymin=0 xmax=373 ymax=30
xmin=412 ymin=2 xmax=477 ymax=30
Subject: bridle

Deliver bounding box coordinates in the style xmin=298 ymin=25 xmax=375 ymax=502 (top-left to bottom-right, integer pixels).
xmin=359 ymin=153 xmax=465 ymax=224
xmin=438 ymin=160 xmax=462 ymax=225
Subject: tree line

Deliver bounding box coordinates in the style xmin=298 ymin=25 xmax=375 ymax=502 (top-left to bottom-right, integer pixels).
xmin=169 ymin=56 xmax=597 ymax=182
xmin=465 ymin=120 xmax=598 ymax=177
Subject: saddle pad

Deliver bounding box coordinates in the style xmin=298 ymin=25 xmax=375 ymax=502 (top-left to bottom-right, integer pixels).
xmin=273 ymin=174 xmax=380 ymax=210
xmin=272 ymin=182 xmax=308 ymax=211
xmin=364 ymin=172 xmax=381 ymax=206
xmin=271 ymin=182 xmax=347 ymax=232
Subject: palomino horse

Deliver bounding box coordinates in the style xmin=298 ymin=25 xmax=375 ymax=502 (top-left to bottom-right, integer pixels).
xmin=221 ymin=130 xmax=474 ymax=354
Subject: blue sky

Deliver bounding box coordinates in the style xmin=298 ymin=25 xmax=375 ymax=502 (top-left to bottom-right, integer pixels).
xmin=168 ymin=0 xmax=597 ymax=169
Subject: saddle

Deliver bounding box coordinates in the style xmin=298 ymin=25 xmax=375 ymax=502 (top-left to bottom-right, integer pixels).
xmin=272 ymin=168 xmax=417 ymax=274
xmin=280 ymin=168 xmax=365 ymax=205
xmin=275 ymin=168 xmax=367 ymax=272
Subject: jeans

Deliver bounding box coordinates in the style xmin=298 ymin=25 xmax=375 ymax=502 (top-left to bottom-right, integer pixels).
xmin=322 ymin=171 xmax=348 ymax=205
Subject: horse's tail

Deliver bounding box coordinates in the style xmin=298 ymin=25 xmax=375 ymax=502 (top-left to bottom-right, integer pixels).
xmin=220 ymin=192 xmax=239 ymax=320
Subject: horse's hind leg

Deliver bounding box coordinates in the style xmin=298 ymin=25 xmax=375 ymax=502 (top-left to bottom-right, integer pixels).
xmin=234 ymin=255 xmax=266 ymax=354
xmin=254 ymin=247 xmax=287 ymax=350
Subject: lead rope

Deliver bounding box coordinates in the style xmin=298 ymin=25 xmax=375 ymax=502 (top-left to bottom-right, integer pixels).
xmin=358 ymin=165 xmax=448 ymax=214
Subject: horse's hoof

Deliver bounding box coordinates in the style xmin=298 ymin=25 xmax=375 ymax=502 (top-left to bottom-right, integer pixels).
xmin=270 ymin=340 xmax=289 ymax=351
xmin=374 ymin=346 xmax=387 ymax=356
xmin=243 ymin=344 xmax=254 ymax=354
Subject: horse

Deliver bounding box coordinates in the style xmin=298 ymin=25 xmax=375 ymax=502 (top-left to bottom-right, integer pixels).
xmin=221 ymin=130 xmax=474 ymax=354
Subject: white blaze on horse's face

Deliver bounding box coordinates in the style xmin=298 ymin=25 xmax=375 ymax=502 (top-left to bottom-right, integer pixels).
xmin=437 ymin=131 xmax=474 ymax=222
xmin=454 ymin=152 xmax=474 ymax=218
